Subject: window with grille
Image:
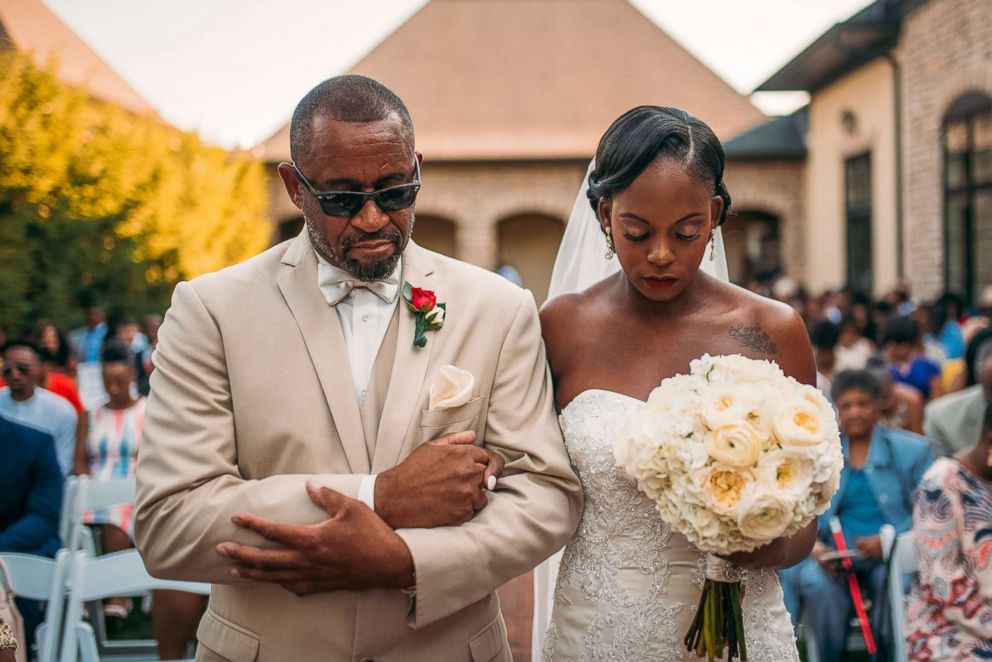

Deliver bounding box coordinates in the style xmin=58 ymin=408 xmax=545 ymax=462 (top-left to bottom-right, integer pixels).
xmin=943 ymin=92 xmax=992 ymax=306
xmin=845 ymin=152 xmax=873 ymax=293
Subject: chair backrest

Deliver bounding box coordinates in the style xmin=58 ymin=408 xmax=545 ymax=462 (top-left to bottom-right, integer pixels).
xmin=58 ymin=476 xmax=80 ymax=547
xmin=59 ymin=550 xmax=208 ymax=662
xmin=887 ymin=530 xmax=918 ymax=662
xmin=66 ymin=476 xmax=136 ymax=553
xmin=0 ymin=550 xmax=73 ymax=662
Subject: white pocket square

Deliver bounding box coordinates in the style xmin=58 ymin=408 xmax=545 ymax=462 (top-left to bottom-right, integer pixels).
xmin=429 ymin=365 xmax=475 ymax=410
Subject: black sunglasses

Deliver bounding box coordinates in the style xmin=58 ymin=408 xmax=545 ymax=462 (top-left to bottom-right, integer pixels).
xmin=288 ymin=160 xmax=421 ymax=217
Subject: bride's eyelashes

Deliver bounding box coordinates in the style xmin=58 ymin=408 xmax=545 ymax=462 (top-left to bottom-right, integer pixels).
xmin=623 ymin=230 xmax=702 ymax=242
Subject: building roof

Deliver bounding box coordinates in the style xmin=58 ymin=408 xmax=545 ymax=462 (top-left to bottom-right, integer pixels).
xmin=724 ymin=107 xmax=808 ymax=160
xmin=0 ymin=0 xmax=156 ymax=115
xmin=756 ymin=0 xmax=903 ymax=93
xmin=257 ymin=0 xmax=765 ymax=162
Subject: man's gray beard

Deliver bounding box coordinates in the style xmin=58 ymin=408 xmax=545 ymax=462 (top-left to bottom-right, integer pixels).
xmin=304 ymin=210 xmax=414 ymax=282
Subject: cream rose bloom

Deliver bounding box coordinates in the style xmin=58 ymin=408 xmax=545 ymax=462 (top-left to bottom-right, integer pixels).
xmin=772 ymin=399 xmax=830 ymax=447
xmin=696 ymin=464 xmax=754 ymax=515
xmin=756 ymin=449 xmax=814 ymax=499
xmin=707 ymin=422 xmax=763 ymax=467
xmin=736 ymin=486 xmax=792 ymax=540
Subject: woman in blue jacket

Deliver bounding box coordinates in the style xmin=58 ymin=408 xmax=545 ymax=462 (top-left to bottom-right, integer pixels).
xmin=781 ymin=369 xmax=934 ymax=662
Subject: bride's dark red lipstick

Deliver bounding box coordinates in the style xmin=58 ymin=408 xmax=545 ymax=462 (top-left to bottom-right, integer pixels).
xmin=643 ymin=275 xmax=679 ymax=289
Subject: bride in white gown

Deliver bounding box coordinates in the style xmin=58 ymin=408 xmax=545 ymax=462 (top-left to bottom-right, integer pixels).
xmin=533 ymin=106 xmax=817 ymax=661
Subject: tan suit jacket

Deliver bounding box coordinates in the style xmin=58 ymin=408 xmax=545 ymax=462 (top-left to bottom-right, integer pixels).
xmin=134 ymin=234 xmax=582 ymax=662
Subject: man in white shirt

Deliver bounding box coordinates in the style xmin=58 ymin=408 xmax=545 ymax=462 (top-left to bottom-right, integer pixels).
xmin=134 ymin=75 xmax=581 ymax=661
xmin=1 ymin=340 xmax=77 ymax=476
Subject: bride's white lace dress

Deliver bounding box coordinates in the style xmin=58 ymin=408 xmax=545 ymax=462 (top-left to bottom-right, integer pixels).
xmin=543 ymin=389 xmax=799 ymax=662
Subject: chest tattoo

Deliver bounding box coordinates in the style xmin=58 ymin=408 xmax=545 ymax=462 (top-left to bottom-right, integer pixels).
xmin=729 ymin=322 xmax=779 ymax=356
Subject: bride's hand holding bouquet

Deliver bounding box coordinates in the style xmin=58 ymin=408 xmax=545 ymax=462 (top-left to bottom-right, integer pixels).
xmin=615 ymin=353 xmax=843 ymax=661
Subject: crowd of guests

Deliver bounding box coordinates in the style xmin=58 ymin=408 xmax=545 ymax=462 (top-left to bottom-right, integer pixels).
xmin=0 ymin=307 xmax=203 ymax=660
xmin=760 ymin=279 xmax=992 ymax=661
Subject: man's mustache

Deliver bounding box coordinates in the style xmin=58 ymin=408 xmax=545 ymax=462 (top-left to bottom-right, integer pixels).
xmin=342 ymin=229 xmax=402 ymax=251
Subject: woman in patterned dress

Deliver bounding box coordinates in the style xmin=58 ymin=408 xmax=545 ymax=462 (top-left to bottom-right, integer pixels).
xmin=907 ymin=399 xmax=992 ymax=660
xmin=75 ymin=340 xmax=146 ymax=618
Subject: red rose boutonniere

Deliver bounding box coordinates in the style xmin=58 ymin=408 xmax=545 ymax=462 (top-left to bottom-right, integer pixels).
xmin=403 ymin=282 xmax=445 ymax=348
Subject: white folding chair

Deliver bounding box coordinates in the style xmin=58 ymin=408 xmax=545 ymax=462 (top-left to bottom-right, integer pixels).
xmin=66 ymin=477 xmax=137 ymax=555
xmin=0 ymin=550 xmax=73 ymax=662
xmin=59 ymin=476 xmax=80 ymax=548
xmin=881 ymin=524 xmax=916 ymax=662
xmin=59 ymin=550 xmax=209 ymax=662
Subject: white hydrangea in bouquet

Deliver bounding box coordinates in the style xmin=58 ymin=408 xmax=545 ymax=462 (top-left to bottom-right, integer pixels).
xmin=614 ymin=354 xmax=843 ymax=661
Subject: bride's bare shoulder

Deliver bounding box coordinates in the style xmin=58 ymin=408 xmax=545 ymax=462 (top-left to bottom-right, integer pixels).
xmin=540 ymin=278 xmax=616 ymax=353
xmin=707 ymin=277 xmax=814 ymax=382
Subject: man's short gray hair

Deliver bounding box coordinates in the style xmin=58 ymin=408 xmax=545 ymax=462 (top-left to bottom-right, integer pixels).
xmin=289 ymin=75 xmax=414 ymax=162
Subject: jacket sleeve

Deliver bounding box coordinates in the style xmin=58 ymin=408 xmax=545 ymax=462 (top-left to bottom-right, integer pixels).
xmin=395 ymin=289 xmax=583 ymax=628
xmin=0 ymin=435 xmax=62 ymax=553
xmin=134 ymin=281 xmax=365 ymax=583
xmin=922 ymin=404 xmax=953 ymax=458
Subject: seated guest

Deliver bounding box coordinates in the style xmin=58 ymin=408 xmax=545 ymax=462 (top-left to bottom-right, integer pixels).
xmin=885 ymin=316 xmax=944 ymax=402
xmin=810 ymin=319 xmax=840 ymax=396
xmin=0 ymin=340 xmax=78 ymax=476
xmin=780 ymin=370 xmax=933 ymax=662
xmin=925 ymin=336 xmax=992 ymax=457
xmin=906 ymin=401 xmax=992 ymax=660
xmin=867 ymin=357 xmax=924 ymax=434
xmin=0 ymin=412 xmax=62 ymax=653
xmin=75 ymin=340 xmax=146 ymax=618
xmin=836 ymin=315 xmax=877 ymax=372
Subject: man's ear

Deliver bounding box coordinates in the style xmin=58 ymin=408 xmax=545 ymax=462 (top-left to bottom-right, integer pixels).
xmin=277 ymin=162 xmax=303 ymax=208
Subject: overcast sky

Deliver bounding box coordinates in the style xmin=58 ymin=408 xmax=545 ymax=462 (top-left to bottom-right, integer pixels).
xmin=43 ymin=0 xmax=872 ymax=148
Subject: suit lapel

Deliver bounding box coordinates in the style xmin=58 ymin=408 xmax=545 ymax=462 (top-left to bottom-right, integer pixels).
xmin=373 ymin=243 xmax=438 ymax=472
xmin=275 ymin=233 xmax=370 ymax=474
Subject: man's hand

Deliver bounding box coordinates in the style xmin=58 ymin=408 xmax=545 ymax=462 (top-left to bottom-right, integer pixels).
xmin=854 ymin=535 xmax=883 ymax=561
xmin=218 ymin=482 xmax=414 ymax=596
xmin=812 ymin=541 xmax=838 ymax=578
xmin=374 ymin=431 xmax=505 ymax=529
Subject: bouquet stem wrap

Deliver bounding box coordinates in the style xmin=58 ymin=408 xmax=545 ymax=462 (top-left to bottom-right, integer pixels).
xmin=684 ymin=555 xmax=747 ymax=661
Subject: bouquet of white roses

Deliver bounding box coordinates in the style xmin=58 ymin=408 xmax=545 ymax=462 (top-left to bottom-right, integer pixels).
xmin=614 ymin=354 xmax=842 ymax=661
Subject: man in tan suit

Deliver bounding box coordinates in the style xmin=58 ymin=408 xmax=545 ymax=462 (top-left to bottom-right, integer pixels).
xmin=924 ymin=339 xmax=992 ymax=457
xmin=134 ymin=75 xmax=582 ymax=662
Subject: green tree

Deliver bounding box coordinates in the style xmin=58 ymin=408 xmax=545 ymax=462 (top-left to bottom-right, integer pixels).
xmin=0 ymin=50 xmax=270 ymax=333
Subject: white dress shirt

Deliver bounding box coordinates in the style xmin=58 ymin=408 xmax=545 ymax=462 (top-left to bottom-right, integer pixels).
xmin=316 ymin=253 xmax=403 ymax=510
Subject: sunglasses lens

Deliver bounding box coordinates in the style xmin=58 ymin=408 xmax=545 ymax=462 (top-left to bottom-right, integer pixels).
xmin=375 ymin=185 xmax=419 ymax=211
xmin=318 ymin=193 xmax=364 ymax=217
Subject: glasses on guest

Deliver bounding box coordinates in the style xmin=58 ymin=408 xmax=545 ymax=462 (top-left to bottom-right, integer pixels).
xmin=1 ymin=363 xmax=31 ymax=376
xmin=287 ymin=160 xmax=421 ymax=217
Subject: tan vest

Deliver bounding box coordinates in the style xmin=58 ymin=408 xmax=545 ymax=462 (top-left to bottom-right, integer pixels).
xmin=359 ymin=306 xmax=400 ymax=460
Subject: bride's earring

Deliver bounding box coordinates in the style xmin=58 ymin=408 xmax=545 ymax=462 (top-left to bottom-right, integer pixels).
xmin=709 ymin=229 xmax=716 ymax=261
xmin=604 ymin=227 xmax=615 ymax=260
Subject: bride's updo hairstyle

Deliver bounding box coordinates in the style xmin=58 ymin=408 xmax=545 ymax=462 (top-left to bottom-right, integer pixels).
xmin=587 ymin=106 xmax=732 ymax=226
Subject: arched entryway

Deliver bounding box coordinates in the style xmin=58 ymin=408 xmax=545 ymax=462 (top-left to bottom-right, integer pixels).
xmin=497 ymin=213 xmax=565 ymax=305
xmin=413 ymin=214 xmax=458 ymax=258
xmin=720 ymin=210 xmax=782 ymax=285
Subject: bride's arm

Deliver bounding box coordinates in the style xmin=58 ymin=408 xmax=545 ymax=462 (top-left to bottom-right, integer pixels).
xmin=724 ymin=302 xmax=820 ymax=570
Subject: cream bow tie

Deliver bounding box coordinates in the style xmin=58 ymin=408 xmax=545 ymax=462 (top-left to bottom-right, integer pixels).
xmin=318 ymin=272 xmax=400 ymax=306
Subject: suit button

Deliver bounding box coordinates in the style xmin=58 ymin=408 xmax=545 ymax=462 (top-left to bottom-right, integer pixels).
xmin=879 ymin=494 xmax=889 ymax=503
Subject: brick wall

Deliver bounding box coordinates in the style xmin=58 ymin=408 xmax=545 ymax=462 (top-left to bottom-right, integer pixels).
xmin=899 ymin=0 xmax=992 ymax=299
